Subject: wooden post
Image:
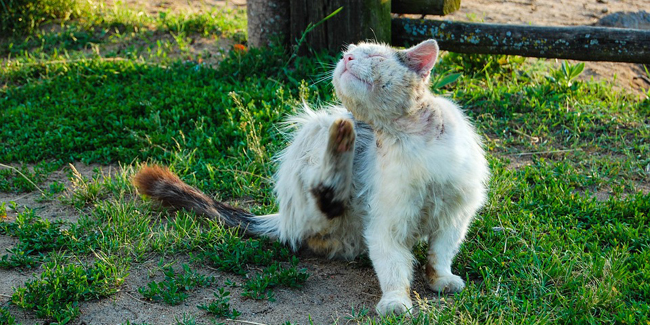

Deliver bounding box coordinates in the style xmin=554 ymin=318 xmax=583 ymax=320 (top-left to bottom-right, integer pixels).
xmin=247 ymin=0 xmax=290 ymax=48
xmin=392 ymin=0 xmax=460 ymax=15
xmin=289 ymin=0 xmax=391 ymax=53
xmin=392 ymin=18 xmax=650 ymax=64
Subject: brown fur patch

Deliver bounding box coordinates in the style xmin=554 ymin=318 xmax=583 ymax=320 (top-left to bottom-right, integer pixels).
xmin=425 ymin=263 xmax=438 ymax=282
xmin=425 ymin=252 xmax=438 ymax=282
xmin=306 ymin=234 xmax=342 ymax=256
xmin=132 ymin=164 xmax=182 ymax=197
xmin=310 ymin=184 xmax=345 ymax=219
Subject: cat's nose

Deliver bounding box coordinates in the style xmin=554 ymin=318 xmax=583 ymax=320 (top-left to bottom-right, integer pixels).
xmin=344 ymin=54 xmax=354 ymax=64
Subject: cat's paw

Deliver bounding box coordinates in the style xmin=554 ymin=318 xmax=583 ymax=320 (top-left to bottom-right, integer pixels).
xmin=427 ymin=274 xmax=465 ymax=293
xmin=329 ymin=118 xmax=355 ymax=154
xmin=376 ymin=291 xmax=413 ymax=315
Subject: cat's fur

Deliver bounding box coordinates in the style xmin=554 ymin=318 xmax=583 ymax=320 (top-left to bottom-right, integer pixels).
xmin=133 ymin=39 xmax=489 ymax=315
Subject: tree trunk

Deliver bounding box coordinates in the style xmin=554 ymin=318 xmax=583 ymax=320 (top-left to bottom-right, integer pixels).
xmin=247 ymin=0 xmax=290 ymax=48
xmin=289 ymin=0 xmax=391 ymax=54
xmin=392 ymin=18 xmax=650 ymax=63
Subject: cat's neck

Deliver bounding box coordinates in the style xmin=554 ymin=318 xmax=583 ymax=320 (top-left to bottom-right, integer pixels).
xmin=357 ymin=94 xmax=444 ymax=144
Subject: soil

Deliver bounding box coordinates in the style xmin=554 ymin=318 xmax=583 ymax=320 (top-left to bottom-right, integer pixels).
xmin=433 ymin=0 xmax=650 ymax=96
xmin=1 ymin=1 xmax=649 ymax=324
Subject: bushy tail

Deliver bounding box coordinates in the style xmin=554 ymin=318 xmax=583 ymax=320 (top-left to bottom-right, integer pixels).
xmin=132 ymin=164 xmax=263 ymax=234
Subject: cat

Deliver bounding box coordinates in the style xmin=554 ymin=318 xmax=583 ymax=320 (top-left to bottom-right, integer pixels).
xmin=133 ymin=39 xmax=489 ymax=315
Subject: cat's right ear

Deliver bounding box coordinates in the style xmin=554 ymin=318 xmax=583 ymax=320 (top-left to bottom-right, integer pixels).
xmin=401 ymin=39 xmax=439 ymax=78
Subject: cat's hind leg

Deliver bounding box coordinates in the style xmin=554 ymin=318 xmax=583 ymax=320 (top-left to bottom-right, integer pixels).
xmin=310 ymin=118 xmax=356 ymax=219
xmin=271 ymin=107 xmax=359 ymax=256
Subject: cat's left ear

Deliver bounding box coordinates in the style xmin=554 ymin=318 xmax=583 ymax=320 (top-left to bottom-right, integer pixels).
xmin=402 ymin=39 xmax=439 ymax=78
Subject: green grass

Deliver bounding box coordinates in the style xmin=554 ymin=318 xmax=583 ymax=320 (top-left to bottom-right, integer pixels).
xmin=198 ymin=288 xmax=241 ymax=319
xmin=138 ymin=263 xmax=215 ymax=305
xmin=11 ymin=258 xmax=129 ymax=323
xmin=1 ymin=1 xmax=649 ymax=324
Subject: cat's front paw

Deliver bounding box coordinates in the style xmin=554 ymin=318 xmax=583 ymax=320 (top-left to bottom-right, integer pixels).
xmin=376 ymin=291 xmax=413 ymax=315
xmin=427 ymin=274 xmax=465 ymax=293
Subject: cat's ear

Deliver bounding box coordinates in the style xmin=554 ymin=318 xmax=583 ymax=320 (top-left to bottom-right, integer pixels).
xmin=402 ymin=39 xmax=439 ymax=78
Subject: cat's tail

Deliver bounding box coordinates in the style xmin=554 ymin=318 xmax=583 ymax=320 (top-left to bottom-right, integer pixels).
xmin=132 ymin=164 xmax=275 ymax=236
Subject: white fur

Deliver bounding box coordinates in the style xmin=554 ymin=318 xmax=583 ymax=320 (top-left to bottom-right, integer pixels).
xmin=253 ymin=40 xmax=489 ymax=315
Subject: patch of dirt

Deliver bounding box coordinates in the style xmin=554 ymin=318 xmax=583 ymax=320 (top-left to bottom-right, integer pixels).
xmin=442 ymin=0 xmax=650 ymax=96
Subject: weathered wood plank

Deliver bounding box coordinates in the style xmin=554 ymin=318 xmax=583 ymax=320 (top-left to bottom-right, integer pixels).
xmin=290 ymin=0 xmax=391 ymax=53
xmin=392 ymin=18 xmax=650 ymax=63
xmin=392 ymin=0 xmax=460 ymax=16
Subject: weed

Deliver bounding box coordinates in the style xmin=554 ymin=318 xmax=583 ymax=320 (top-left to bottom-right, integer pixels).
xmin=242 ymin=258 xmax=309 ymax=301
xmin=0 ymin=207 xmax=99 ymax=269
xmin=345 ymin=305 xmax=370 ymax=321
xmin=174 ymin=313 xmax=197 ymax=325
xmin=430 ymin=71 xmax=462 ymax=94
xmin=198 ymin=288 xmax=241 ymax=319
xmin=139 ymin=263 xmax=215 ymax=305
xmin=0 ymin=0 xmax=81 ymax=35
xmin=547 ymin=60 xmax=585 ymax=89
xmin=0 ymin=162 xmax=58 ymax=193
xmin=12 ymin=258 xmax=129 ymax=324
xmin=0 ymin=305 xmax=16 ymax=325
xmin=62 ymin=164 xmax=107 ymax=208
xmin=202 ymin=233 xmax=291 ymax=275
xmin=0 ymin=202 xmax=6 ymax=220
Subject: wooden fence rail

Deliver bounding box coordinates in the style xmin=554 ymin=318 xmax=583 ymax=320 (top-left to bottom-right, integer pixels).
xmin=392 ymin=18 xmax=650 ymax=64
xmin=247 ymin=0 xmax=650 ymax=64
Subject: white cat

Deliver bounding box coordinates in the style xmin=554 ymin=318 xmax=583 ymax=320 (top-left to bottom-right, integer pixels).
xmin=133 ymin=39 xmax=489 ymax=315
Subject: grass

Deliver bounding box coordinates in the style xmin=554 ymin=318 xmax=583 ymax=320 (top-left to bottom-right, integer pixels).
xmin=138 ymin=263 xmax=215 ymax=305
xmin=11 ymin=257 xmax=129 ymax=323
xmin=1 ymin=0 xmax=649 ymax=324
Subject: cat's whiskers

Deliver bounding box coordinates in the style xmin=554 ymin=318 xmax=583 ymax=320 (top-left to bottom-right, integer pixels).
xmin=311 ymin=71 xmax=334 ymax=87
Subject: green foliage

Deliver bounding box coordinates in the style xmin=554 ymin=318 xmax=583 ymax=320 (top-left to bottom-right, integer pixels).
xmin=138 ymin=263 xmax=215 ymax=305
xmin=11 ymin=259 xmax=129 ymax=324
xmin=0 ymin=161 xmax=59 ymax=193
xmin=430 ymin=71 xmax=462 ymax=93
xmin=174 ymin=314 xmax=197 ymax=325
xmin=547 ymin=60 xmax=585 ymax=89
xmin=202 ymin=234 xmax=291 ymax=275
xmin=345 ymin=305 xmax=370 ymax=321
xmin=0 ymin=0 xmax=80 ymax=35
xmin=198 ymin=288 xmax=241 ymax=319
xmin=200 ymin=232 xmax=308 ymax=301
xmin=242 ymin=258 xmax=309 ymax=301
xmin=0 ymin=206 xmax=101 ymax=269
xmin=0 ymin=305 xmax=16 ymax=325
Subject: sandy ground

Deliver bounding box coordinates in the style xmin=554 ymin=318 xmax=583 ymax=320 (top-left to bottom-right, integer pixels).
xmin=441 ymin=0 xmax=650 ymax=96
xmin=1 ymin=1 xmax=649 ymax=324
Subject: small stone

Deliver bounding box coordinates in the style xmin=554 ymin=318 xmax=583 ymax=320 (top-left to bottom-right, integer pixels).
xmin=597 ymin=0 xmax=608 ymax=3
xmin=596 ymin=10 xmax=650 ymax=29
xmin=602 ymin=7 xmax=609 ymax=14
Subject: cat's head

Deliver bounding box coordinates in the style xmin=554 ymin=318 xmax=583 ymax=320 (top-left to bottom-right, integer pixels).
xmin=332 ymin=39 xmax=439 ymax=124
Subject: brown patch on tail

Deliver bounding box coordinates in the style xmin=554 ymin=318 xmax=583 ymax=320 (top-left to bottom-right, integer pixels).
xmin=133 ymin=164 xmax=219 ymax=217
xmin=133 ymin=164 xmax=262 ymax=233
